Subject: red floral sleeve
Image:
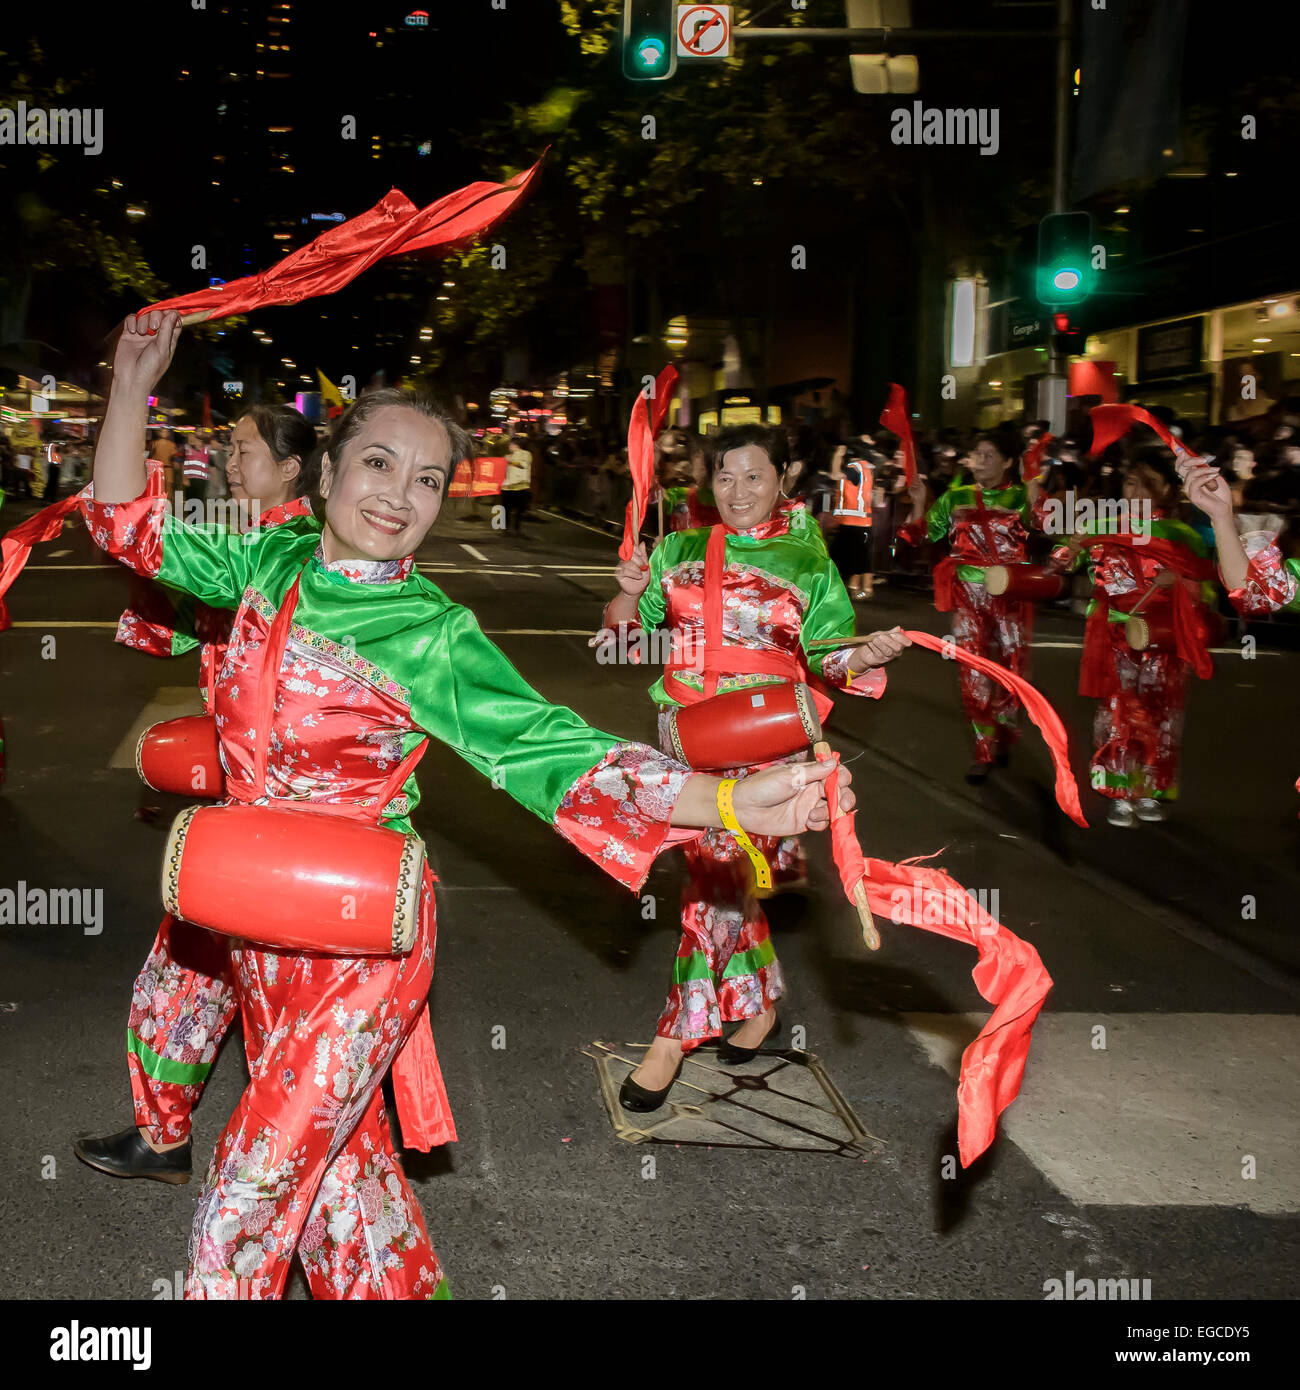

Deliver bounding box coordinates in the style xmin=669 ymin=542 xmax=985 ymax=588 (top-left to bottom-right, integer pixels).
xmin=1228 ymin=533 xmax=1300 ymax=617
xmin=553 ymin=742 xmax=701 ymax=893
xmin=817 ymin=649 xmax=888 ymax=698
xmin=77 ymin=481 xmax=168 ymax=579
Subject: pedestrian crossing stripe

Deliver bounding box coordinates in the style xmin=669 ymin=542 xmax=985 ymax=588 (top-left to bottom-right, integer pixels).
xmin=903 ymin=1011 xmax=1298 ymax=1213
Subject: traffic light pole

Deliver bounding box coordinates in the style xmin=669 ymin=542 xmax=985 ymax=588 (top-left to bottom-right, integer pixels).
xmin=1042 ymin=0 xmax=1074 ymax=433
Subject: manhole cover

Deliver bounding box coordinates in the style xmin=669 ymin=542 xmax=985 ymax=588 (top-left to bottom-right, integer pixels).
xmin=586 ymin=1040 xmax=885 ymax=1157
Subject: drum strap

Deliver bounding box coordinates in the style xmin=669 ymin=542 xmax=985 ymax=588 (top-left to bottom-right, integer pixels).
xmin=242 ymin=564 xmax=429 ymax=815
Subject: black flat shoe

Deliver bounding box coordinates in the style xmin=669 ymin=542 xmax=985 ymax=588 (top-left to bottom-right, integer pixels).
xmin=965 ymin=762 xmax=990 ymax=785
xmin=994 ymin=748 xmax=1012 ymax=769
xmin=718 ymin=1011 xmax=782 ymax=1065
xmin=73 ymin=1126 xmax=192 ymax=1184
xmin=619 ymin=1058 xmax=684 ymax=1113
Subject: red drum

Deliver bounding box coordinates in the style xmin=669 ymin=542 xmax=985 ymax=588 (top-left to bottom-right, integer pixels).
xmin=1125 ymin=609 xmax=1176 ymax=652
xmin=162 ymin=803 xmax=425 ymax=955
xmin=666 ymin=682 xmax=821 ymax=771
xmin=983 ymin=564 xmax=1065 ymax=602
xmin=136 ymin=715 xmax=224 ymax=797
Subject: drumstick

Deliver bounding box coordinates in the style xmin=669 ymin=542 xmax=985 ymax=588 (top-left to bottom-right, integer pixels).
xmin=806 ymin=634 xmax=887 ymax=649
xmin=813 ymin=740 xmax=880 ymax=951
xmin=1128 ymin=570 xmax=1173 ymax=617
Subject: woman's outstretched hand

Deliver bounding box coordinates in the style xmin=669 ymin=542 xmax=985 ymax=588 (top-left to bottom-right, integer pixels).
xmin=847 ymin=626 xmax=911 ymax=672
xmin=732 ymin=758 xmax=855 ymax=837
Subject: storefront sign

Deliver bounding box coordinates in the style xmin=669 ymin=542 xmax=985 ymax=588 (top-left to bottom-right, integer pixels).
xmin=1137 ymin=316 xmax=1202 ymax=381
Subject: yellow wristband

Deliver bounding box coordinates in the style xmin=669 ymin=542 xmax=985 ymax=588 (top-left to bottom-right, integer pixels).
xmin=716 ymin=777 xmax=773 ymax=896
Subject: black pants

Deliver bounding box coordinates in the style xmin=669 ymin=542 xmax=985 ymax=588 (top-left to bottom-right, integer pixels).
xmin=501 ymin=489 xmax=530 ymax=531
xmin=830 ymin=523 xmax=872 ymax=583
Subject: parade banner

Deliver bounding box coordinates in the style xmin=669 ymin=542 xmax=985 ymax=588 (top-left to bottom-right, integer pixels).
xmin=448 ymin=455 xmax=507 ymax=498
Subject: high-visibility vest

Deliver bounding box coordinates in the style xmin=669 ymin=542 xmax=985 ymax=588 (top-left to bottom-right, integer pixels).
xmin=834 ymin=459 xmax=873 ymax=526
xmin=182 ymin=449 xmax=210 ymax=481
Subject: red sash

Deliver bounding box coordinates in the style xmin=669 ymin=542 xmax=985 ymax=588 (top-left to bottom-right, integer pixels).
xmin=227 ymin=568 xmax=457 ymax=1150
xmin=662 ymin=524 xmax=835 ymax=723
xmin=1078 ymin=533 xmax=1216 ymax=691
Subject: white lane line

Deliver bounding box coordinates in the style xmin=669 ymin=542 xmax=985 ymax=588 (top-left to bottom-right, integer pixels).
xmin=536 ymin=507 xmax=621 ymax=541
xmin=1029 ymin=638 xmax=1283 ymax=657
xmin=108 ymin=686 xmax=205 ymax=769
xmin=905 ymin=1011 xmax=1300 ymax=1213
xmin=48 ymin=549 xmax=72 ymax=558
xmin=460 ymin=543 xmax=491 ymax=563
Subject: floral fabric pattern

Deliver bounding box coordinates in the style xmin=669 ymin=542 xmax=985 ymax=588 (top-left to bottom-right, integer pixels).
xmin=185 ymin=873 xmax=441 ymax=1300
xmin=1229 ymin=533 xmax=1300 ymax=617
xmin=555 ymin=742 xmax=698 ymax=893
xmin=127 ymin=915 xmax=239 ymax=1145
xmin=949 ymin=579 xmax=1030 ymax=764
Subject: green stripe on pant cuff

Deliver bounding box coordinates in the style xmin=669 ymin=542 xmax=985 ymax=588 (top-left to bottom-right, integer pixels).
xmin=127 ymin=1028 xmax=213 ymax=1085
xmin=722 ymin=938 xmax=777 ymax=980
xmin=672 ymin=937 xmax=778 ymax=986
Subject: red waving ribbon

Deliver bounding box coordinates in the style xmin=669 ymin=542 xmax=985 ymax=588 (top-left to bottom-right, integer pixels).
xmin=0 ymin=494 xmax=83 ymax=632
xmin=816 ymin=750 xmax=1052 ymax=1165
xmin=1021 ymin=432 xmax=1055 ymax=485
xmin=138 ymin=156 xmax=545 ymax=324
xmin=903 ymin=629 xmax=1088 ymax=827
xmin=1088 ymin=404 xmax=1195 ymax=464
xmin=860 ymin=852 xmax=1053 ymax=1166
xmin=879 ymin=382 xmax=918 ymax=490
xmin=620 ymin=364 xmax=679 ymax=562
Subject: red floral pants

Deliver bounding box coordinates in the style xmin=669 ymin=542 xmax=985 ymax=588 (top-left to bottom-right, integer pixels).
xmin=654 ymin=828 xmax=787 ymax=1048
xmin=185 ymin=875 xmax=447 ymax=1300
xmin=1090 ymin=627 xmax=1189 ymax=802
xmin=950 ymin=580 xmax=1030 ymax=764
xmin=126 ymin=915 xmax=238 ymax=1146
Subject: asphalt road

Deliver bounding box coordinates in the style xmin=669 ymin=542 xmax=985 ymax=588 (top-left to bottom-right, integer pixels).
xmin=1 ymin=496 xmax=1296 ymax=1301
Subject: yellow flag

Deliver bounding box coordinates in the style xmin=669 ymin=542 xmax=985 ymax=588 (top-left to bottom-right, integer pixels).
xmin=317 ymin=370 xmax=345 ymax=418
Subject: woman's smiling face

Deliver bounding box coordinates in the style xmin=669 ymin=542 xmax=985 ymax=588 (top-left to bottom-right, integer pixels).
xmin=320 ymin=404 xmax=452 ymax=563
xmin=712 ymin=443 xmax=783 ymax=529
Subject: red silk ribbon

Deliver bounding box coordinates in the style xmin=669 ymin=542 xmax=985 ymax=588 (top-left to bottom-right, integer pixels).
xmin=1088 ymin=404 xmax=1195 ymax=463
xmin=1021 ymin=432 xmax=1055 ymax=485
xmin=879 ymin=382 xmax=919 ymax=490
xmin=620 ymin=364 xmax=679 ymax=561
xmin=903 ymin=629 xmax=1088 ymax=827
xmin=0 ymin=494 xmax=83 ymax=632
xmin=816 ymin=749 xmax=1052 ymax=1166
xmin=138 ymin=156 xmax=545 ymax=324
xmin=861 ymin=851 xmax=1053 ymax=1166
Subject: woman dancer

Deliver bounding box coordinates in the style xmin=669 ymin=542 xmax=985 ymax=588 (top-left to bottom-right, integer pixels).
xmin=899 ymin=427 xmax=1042 ymax=784
xmin=74 ymin=405 xmax=318 ymax=1184
xmin=601 ymin=424 xmax=908 ymax=1110
xmin=81 ymin=311 xmax=855 ymax=1299
xmin=1048 ymin=451 xmax=1218 ymax=826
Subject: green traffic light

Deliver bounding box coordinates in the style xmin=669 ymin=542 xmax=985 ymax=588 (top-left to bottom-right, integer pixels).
xmin=1036 ymin=211 xmax=1094 ymax=307
xmin=635 ymin=36 xmax=666 ymax=70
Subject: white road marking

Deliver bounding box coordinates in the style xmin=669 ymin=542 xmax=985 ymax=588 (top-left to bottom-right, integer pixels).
xmin=47 ymin=549 xmax=72 ymax=558
xmin=460 ymin=543 xmax=491 ymax=563
xmin=903 ymin=1011 xmax=1300 ymax=1213
xmin=108 ymin=686 xmax=206 ymax=769
xmin=536 ymin=507 xmax=622 ymax=540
